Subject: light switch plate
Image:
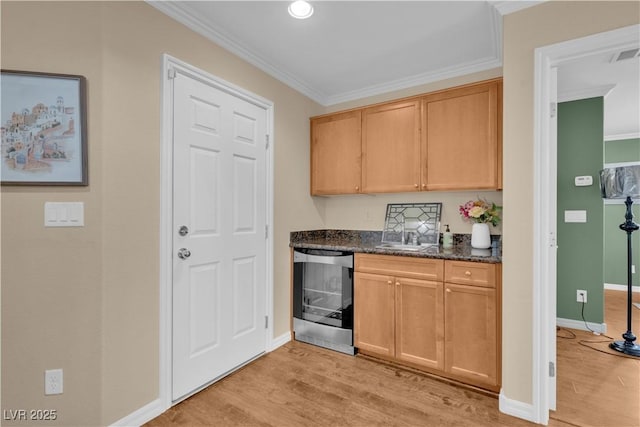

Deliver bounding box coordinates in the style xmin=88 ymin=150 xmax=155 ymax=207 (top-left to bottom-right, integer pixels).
xmin=45 ymin=202 xmax=84 ymax=227
xmin=45 ymin=369 xmax=63 ymax=395
xmin=564 ymin=210 xmax=587 ymax=223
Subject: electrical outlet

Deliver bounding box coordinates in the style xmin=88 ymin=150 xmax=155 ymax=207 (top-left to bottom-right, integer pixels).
xmin=577 ymin=290 xmax=588 ymax=304
xmin=45 ymin=369 xmax=63 ymax=395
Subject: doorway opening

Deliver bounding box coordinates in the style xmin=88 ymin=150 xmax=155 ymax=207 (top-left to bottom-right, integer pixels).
xmin=533 ymin=24 xmax=640 ymax=424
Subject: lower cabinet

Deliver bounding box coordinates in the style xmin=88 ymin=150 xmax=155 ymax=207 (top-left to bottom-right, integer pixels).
xmin=396 ymin=277 xmax=444 ymax=370
xmin=354 ymin=272 xmax=395 ymax=357
xmin=354 ymin=254 xmax=500 ymax=391
xmin=444 ymin=283 xmax=497 ymax=387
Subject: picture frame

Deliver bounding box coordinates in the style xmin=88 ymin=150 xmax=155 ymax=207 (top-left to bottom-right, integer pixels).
xmin=1 ymin=69 xmax=88 ymax=185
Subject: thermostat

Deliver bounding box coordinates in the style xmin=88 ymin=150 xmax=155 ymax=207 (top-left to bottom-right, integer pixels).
xmin=575 ymin=176 xmax=593 ymax=187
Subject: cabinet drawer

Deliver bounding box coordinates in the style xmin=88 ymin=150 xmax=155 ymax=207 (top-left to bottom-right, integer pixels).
xmin=445 ymin=261 xmax=496 ymax=287
xmin=356 ymin=254 xmax=443 ymax=281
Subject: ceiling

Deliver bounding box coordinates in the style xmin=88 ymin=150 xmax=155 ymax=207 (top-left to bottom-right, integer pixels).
xmin=558 ymin=49 xmax=640 ymax=138
xmin=150 ymin=1 xmax=639 ymax=137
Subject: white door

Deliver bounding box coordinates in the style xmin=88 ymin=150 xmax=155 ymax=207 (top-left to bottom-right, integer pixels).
xmin=172 ymin=71 xmax=268 ymax=401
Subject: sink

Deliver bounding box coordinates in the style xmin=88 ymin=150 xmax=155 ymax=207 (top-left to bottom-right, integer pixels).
xmin=375 ymin=243 xmax=424 ymax=252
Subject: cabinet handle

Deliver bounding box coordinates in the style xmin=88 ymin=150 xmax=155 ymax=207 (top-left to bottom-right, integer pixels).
xmin=464 ymin=271 xmax=472 ymax=276
xmin=396 ymin=281 xmax=400 ymax=286
xmin=422 ymin=184 xmax=427 ymax=189
xmin=414 ymin=183 xmax=419 ymax=188
xmin=387 ymin=280 xmax=392 ymax=285
xmin=355 ymin=186 xmax=360 ymax=191
xmin=446 ymin=288 xmax=452 ymax=293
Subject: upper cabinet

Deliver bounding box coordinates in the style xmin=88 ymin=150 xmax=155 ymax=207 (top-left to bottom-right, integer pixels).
xmin=310 ymin=110 xmax=362 ymax=195
xmin=422 ymin=80 xmax=501 ymax=191
xmin=362 ymin=100 xmax=421 ymax=193
xmin=309 ymin=78 xmax=502 ymax=195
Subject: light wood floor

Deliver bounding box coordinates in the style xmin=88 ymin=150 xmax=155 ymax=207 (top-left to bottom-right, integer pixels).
xmin=552 ymin=289 xmax=640 ymax=427
xmin=147 ymin=290 xmax=639 ymax=427
xmin=146 ymin=341 xmax=553 ymax=427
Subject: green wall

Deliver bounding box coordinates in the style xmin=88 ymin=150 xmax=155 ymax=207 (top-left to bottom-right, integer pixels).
xmin=605 ymin=138 xmax=640 ymax=163
xmin=604 ymin=138 xmax=640 ymax=287
xmin=557 ymin=98 xmax=604 ymax=324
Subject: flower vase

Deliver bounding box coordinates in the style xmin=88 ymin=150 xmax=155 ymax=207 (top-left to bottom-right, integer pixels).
xmin=471 ymin=223 xmax=491 ymax=249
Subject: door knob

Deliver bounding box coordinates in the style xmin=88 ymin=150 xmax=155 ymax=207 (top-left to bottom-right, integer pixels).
xmin=178 ymin=225 xmax=189 ymax=236
xmin=177 ymin=248 xmax=191 ymax=259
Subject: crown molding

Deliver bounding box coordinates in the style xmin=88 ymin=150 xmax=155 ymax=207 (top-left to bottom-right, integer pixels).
xmin=491 ymin=1 xmax=546 ymax=16
xmin=325 ymin=57 xmax=503 ymax=106
xmin=490 ymin=1 xmax=504 ymax=64
xmin=557 ymin=84 xmax=615 ymax=103
xmin=604 ymin=132 xmax=640 ymax=142
xmin=149 ymin=0 xmax=504 ymax=106
xmin=147 ymin=0 xmax=327 ymax=104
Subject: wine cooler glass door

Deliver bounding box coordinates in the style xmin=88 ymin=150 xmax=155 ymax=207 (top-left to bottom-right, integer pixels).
xmin=293 ymin=250 xmax=353 ymax=329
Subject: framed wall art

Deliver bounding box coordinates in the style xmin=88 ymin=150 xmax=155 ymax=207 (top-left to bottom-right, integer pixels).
xmin=1 ymin=69 xmax=87 ymax=185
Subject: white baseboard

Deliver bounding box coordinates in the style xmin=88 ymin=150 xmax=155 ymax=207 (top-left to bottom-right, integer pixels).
xmin=604 ymin=283 xmax=640 ymax=293
xmin=556 ymin=317 xmax=607 ymax=334
xmin=109 ymin=397 xmax=165 ymax=427
xmin=499 ymin=391 xmax=538 ymax=424
xmin=111 ymin=332 xmax=291 ymax=427
xmin=269 ymin=331 xmax=292 ymax=351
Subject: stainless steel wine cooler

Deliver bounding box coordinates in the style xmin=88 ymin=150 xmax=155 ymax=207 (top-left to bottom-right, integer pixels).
xmin=292 ymin=248 xmax=355 ymax=355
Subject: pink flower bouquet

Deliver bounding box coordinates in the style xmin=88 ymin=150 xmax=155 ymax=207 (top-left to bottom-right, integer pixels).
xmin=459 ymin=199 xmax=502 ymax=226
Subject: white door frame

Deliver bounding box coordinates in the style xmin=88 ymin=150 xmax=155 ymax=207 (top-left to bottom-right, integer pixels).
xmin=158 ymin=54 xmax=274 ymax=410
xmin=532 ymin=24 xmax=639 ymax=424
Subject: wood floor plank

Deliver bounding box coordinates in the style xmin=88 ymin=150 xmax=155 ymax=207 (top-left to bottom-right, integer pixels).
xmin=147 ymin=289 xmax=639 ymax=427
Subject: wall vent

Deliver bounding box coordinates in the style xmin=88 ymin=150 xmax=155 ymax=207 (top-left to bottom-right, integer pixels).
xmin=611 ymin=48 xmax=640 ymax=63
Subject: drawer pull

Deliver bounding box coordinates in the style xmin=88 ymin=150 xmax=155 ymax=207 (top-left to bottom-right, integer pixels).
xmin=387 ymin=280 xmax=392 ymax=285
xmin=464 ymin=271 xmax=472 ymax=276
xmin=446 ymin=288 xmax=452 ymax=293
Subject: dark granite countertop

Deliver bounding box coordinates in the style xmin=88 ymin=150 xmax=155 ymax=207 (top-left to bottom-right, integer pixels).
xmin=290 ymin=230 xmax=502 ymax=264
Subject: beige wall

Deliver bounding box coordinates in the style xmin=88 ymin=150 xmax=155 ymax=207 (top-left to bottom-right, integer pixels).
xmin=1 ymin=2 xmax=105 ymax=425
xmin=501 ymin=1 xmax=639 ymax=405
xmin=320 ymin=191 xmax=503 ymax=234
xmin=1 ymin=2 xmax=324 ymax=425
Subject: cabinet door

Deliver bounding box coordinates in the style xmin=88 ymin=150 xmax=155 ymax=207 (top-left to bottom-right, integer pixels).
xmin=395 ymin=278 xmax=444 ymax=370
xmin=423 ymin=81 xmax=500 ymax=190
xmin=362 ymin=100 xmax=421 ymax=193
xmin=444 ymin=283 xmax=498 ymax=387
xmin=310 ymin=111 xmax=362 ymax=195
xmin=354 ymin=272 xmax=395 ymax=358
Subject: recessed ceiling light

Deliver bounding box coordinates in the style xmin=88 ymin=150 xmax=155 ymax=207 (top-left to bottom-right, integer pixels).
xmin=288 ymin=1 xmax=313 ymax=19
